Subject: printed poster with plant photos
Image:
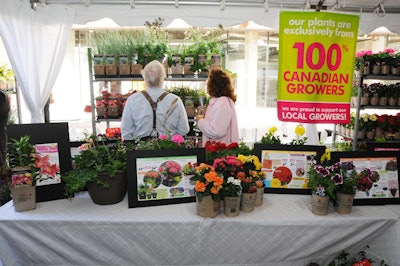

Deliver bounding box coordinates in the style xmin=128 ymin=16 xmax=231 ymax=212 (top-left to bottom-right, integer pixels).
xmin=331 ymin=151 xmax=400 ymax=205
xmin=34 ymin=143 xmax=61 ymax=186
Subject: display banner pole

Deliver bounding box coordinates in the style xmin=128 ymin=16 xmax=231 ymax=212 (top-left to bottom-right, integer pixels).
xmin=277 ymin=12 xmax=359 ymax=124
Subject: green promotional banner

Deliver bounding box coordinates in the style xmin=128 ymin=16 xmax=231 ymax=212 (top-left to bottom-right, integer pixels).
xmin=277 ymin=12 xmax=359 ymax=124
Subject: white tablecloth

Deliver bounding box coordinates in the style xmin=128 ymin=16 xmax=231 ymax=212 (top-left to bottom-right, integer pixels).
xmin=0 ymin=193 xmax=399 ymax=266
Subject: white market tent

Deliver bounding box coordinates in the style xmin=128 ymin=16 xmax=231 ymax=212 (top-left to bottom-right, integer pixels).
xmin=0 ymin=0 xmax=400 ymax=124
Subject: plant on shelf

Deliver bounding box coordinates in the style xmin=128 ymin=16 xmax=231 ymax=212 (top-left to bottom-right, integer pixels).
xmin=354 ymin=50 xmax=373 ymax=71
xmin=386 ymin=83 xmax=400 ymax=99
xmin=378 ymin=48 xmax=396 ymax=66
xmin=143 ymin=18 xmax=169 ymax=63
xmin=359 ymin=113 xmax=378 ymax=132
xmin=62 ymin=135 xmax=127 ymax=202
xmin=376 ymin=83 xmax=387 ymax=98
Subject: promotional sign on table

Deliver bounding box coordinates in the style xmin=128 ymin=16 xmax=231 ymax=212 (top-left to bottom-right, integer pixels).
xmin=277 ymin=12 xmax=359 ymax=124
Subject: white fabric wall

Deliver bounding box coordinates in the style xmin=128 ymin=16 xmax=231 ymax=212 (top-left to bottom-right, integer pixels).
xmin=0 ymin=0 xmax=75 ymax=123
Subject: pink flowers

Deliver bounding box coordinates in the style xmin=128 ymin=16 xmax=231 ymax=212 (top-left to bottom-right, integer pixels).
xmin=355 ymin=50 xmax=372 ymax=58
xmin=12 ymin=171 xmax=33 ymax=186
xmin=171 ymin=134 xmax=185 ymax=144
xmin=159 ymin=160 xmax=183 ymax=187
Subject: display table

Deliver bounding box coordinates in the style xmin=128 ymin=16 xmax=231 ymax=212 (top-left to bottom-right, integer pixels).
xmin=0 ymin=193 xmax=399 ymax=266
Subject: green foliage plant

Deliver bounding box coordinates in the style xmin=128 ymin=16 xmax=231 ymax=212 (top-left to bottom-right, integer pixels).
xmin=8 ymin=135 xmax=36 ymax=169
xmin=62 ymin=135 xmax=127 ymax=198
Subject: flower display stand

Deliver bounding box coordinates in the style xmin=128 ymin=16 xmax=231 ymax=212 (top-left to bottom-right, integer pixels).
xmin=196 ymin=195 xmax=219 ymax=218
xmin=10 ymin=185 xmax=36 ymax=212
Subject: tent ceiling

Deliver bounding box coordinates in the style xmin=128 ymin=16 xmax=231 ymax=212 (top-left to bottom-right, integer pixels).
xmin=39 ymin=0 xmax=400 ymax=13
xmin=30 ymin=0 xmax=400 ymax=34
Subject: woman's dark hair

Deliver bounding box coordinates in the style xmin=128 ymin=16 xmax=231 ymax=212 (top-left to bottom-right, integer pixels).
xmin=207 ymin=68 xmax=236 ymax=102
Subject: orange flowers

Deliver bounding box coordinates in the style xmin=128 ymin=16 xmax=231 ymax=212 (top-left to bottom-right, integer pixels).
xmin=190 ymin=164 xmax=224 ymax=202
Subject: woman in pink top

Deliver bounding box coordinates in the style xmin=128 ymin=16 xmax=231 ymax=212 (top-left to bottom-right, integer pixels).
xmin=194 ymin=68 xmax=239 ymax=146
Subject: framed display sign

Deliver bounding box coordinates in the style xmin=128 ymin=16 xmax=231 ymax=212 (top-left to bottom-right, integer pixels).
xmin=127 ymin=148 xmax=205 ymax=208
xmin=7 ymin=123 xmax=72 ymax=202
xmin=331 ymin=151 xmax=400 ymax=205
xmin=252 ymin=144 xmax=326 ymax=194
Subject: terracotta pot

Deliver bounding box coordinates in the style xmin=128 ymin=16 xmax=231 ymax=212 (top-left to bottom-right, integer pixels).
xmin=388 ymin=97 xmax=397 ymax=107
xmin=335 ymin=192 xmax=355 ymax=214
xmin=360 ymin=96 xmax=369 ymax=106
xmin=381 ymin=65 xmax=390 ymax=75
xmin=391 ymin=66 xmax=400 ymax=75
xmin=357 ymin=130 xmax=366 ymax=140
xmin=87 ymin=170 xmax=127 ymax=205
xmin=369 ymin=96 xmax=379 ymax=106
xmin=366 ymin=131 xmax=375 ymax=140
xmin=363 ymin=64 xmax=370 ymax=76
xmin=372 ymin=65 xmax=381 ymax=75
xmin=378 ymin=97 xmax=388 ymax=106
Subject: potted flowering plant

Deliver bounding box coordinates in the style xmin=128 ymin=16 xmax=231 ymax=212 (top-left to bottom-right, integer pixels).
xmin=7 ymin=135 xmax=37 ymax=211
xmin=221 ymin=176 xmax=242 ymax=217
xmin=222 ymin=176 xmax=242 ymax=197
xmin=190 ymin=163 xmax=223 ymax=202
xmin=289 ymin=124 xmax=307 ymax=145
xmin=260 ymin=126 xmax=281 ymax=144
xmin=133 ymin=134 xmax=192 ymax=150
xmin=213 ymin=155 xmax=244 ymax=179
xmin=62 ymin=135 xmax=127 ymax=205
xmin=204 ymin=140 xmax=251 ymax=165
xmin=190 ymin=163 xmax=224 ymax=218
xmin=335 ymin=161 xmax=357 ymax=196
xmin=354 ymin=50 xmax=373 ymax=74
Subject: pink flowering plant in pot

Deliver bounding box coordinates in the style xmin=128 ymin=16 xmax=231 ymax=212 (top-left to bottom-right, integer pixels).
xmin=133 ymin=134 xmax=193 ymax=150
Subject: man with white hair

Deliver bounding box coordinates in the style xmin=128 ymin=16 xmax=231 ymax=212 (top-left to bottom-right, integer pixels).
xmin=121 ymin=60 xmax=189 ymax=140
